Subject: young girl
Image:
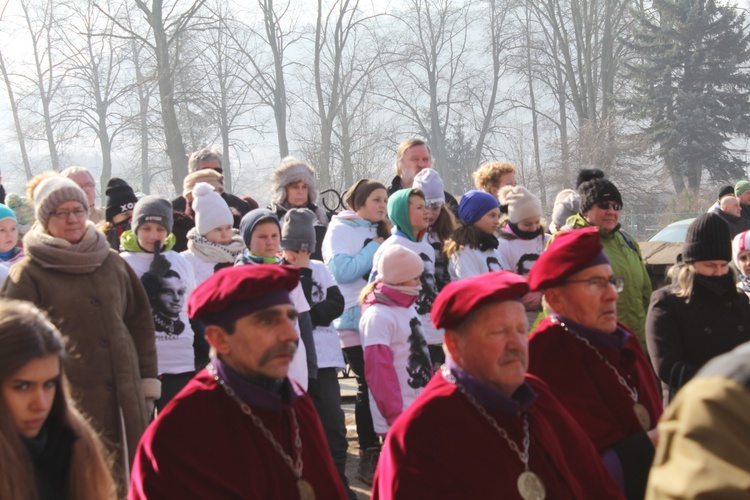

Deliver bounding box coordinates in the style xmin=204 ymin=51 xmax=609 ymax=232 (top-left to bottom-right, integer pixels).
xmin=370 ymin=188 xmax=442 ymax=377
xmin=0 ymin=299 xmax=115 ymax=499
xmin=181 ymin=183 xmax=246 ymax=285
xmin=120 ymin=196 xmax=197 ymax=412
xmin=236 ymin=208 xmax=313 ymax=391
xmin=0 ymin=204 xmax=24 ymax=270
xmin=733 ymin=230 xmax=750 ymax=299
xmin=98 ymin=177 xmax=138 ymax=251
xmin=321 ymin=178 xmax=389 ymax=484
xmin=497 ymin=186 xmax=550 ymax=323
xmin=360 ymin=244 xmax=431 ymax=436
xmin=412 ymin=169 xmax=456 ymax=293
xmin=445 ymin=189 xmax=510 ymax=280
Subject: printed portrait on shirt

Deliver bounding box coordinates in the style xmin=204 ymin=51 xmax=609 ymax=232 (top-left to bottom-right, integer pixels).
xmin=406 ymin=317 xmax=432 ymax=389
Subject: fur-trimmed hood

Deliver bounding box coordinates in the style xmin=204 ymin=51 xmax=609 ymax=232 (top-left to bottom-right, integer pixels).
xmin=271 ymin=156 xmax=318 ymax=205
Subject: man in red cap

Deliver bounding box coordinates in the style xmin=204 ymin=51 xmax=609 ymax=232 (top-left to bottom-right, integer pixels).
xmin=527 ymin=227 xmax=662 ymax=499
xmin=373 ymin=270 xmax=623 ymax=499
xmin=129 ymin=265 xmax=346 ymax=499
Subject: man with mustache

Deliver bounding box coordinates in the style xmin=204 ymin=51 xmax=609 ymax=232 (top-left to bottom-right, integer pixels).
xmin=527 ymin=227 xmax=663 ymax=500
xmin=129 ymin=265 xmax=347 ymax=499
xmin=373 ymin=271 xmax=623 ymax=499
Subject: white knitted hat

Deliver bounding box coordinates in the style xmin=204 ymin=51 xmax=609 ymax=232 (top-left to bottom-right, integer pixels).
xmin=413 ymin=169 xmax=445 ymax=203
xmin=376 ymin=244 xmax=424 ymax=285
xmin=192 ymin=183 xmax=233 ymax=235
xmin=498 ymin=185 xmax=542 ymax=224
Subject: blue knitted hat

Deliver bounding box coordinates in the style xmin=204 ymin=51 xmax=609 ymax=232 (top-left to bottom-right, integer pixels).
xmin=0 ymin=203 xmax=16 ymax=222
xmin=458 ymin=190 xmax=500 ymax=225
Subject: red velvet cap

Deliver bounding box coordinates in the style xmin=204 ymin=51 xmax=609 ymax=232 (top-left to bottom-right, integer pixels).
xmin=431 ymin=271 xmax=529 ymax=330
xmin=188 ymin=265 xmax=300 ymax=326
xmin=527 ymin=227 xmax=606 ymax=291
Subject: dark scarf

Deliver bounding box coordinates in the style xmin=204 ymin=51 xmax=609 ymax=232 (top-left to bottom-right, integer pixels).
xmin=508 ymin=222 xmax=544 ymax=240
xmin=477 ymin=231 xmax=499 ymax=251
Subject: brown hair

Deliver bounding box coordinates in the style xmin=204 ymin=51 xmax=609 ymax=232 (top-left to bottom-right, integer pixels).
xmin=444 ymin=222 xmax=483 ymax=258
xmin=395 ymin=139 xmax=431 ymax=176
xmin=429 ymin=205 xmax=457 ymax=242
xmin=472 ymin=162 xmax=517 ymax=192
xmin=0 ymin=300 xmax=116 ymax=500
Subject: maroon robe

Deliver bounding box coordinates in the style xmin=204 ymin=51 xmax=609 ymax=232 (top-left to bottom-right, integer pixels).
xmin=528 ymin=316 xmax=663 ymax=499
xmin=373 ymin=368 xmax=624 ymax=499
xmin=129 ymin=366 xmax=346 ymax=499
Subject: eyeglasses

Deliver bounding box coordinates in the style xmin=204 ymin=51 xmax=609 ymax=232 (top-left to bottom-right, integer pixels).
xmin=562 ymin=276 xmax=624 ymax=293
xmin=425 ymin=200 xmax=444 ymax=211
xmin=78 ymin=183 xmax=96 ymax=190
xmin=52 ymin=208 xmax=88 ymax=219
xmin=596 ymin=201 xmax=622 ymax=211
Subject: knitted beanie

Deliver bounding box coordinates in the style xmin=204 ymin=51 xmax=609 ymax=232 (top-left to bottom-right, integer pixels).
xmin=281 ymin=208 xmax=316 ymax=252
xmin=497 ymin=186 xmax=542 ymax=224
xmin=718 ymin=185 xmax=735 ymax=200
xmin=0 ymin=203 xmax=16 ymax=222
xmin=735 ymin=180 xmax=750 ymax=198
xmin=132 ymin=196 xmax=174 ymax=234
xmin=682 ymin=213 xmax=731 ymax=263
xmin=271 ymin=157 xmax=318 ymax=205
xmin=551 ymin=189 xmax=580 ymax=230
xmin=239 ymin=208 xmax=280 ymax=247
xmin=577 ymin=169 xmax=622 ymax=213
xmin=458 ymin=190 xmax=500 ymax=225
xmin=183 ymin=169 xmax=224 ymax=197
xmin=192 ymin=182 xmax=233 ymax=235
xmin=105 ymin=178 xmax=138 ymax=222
xmin=344 ymin=179 xmax=387 ymax=211
xmin=33 ymin=177 xmax=89 ymax=229
xmin=732 ymin=230 xmax=750 ymax=270
xmin=376 ymin=244 xmax=424 ymax=285
xmin=412 ymin=169 xmax=445 ymax=203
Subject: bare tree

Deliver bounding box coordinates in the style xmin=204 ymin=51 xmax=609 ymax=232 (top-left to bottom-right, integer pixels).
xmin=0 ymin=50 xmax=33 ymax=180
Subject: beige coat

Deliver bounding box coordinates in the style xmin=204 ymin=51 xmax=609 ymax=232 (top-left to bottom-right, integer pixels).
xmin=2 ymin=250 xmax=157 ymax=480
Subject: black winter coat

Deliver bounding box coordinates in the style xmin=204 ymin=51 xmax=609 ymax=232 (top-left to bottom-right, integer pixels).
xmin=646 ymin=276 xmax=750 ymax=404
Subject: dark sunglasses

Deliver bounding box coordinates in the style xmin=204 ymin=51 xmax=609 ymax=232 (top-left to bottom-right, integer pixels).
xmin=596 ymin=201 xmax=622 ymax=211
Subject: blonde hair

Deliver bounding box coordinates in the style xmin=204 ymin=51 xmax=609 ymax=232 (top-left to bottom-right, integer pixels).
xmin=358 ymin=281 xmax=379 ymax=305
xmin=395 ymin=139 xmax=430 ymax=176
xmin=473 ymin=162 xmax=517 ymax=191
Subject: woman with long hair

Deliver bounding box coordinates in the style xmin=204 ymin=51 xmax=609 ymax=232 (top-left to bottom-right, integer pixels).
xmin=0 ymin=299 xmax=115 ymax=499
xmin=647 ymin=213 xmax=750 ymax=404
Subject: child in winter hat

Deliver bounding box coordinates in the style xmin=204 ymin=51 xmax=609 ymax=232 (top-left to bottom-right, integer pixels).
xmin=120 ymin=195 xmax=198 ymax=411
xmin=281 ymin=208 xmax=317 ymax=254
xmin=181 ymin=183 xmax=246 ymax=286
xmin=445 ymin=190 xmax=510 ymax=281
xmin=359 ymin=244 xmax=431 ymax=435
xmin=549 ymin=189 xmax=580 ymax=233
xmin=0 ymin=203 xmax=23 ymax=267
xmin=733 ymin=230 xmax=750 ymax=298
xmin=121 ymin=196 xmax=175 ymax=253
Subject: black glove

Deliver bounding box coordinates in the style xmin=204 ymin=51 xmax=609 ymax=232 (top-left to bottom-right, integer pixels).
xmin=148 ymin=244 xmax=171 ymax=278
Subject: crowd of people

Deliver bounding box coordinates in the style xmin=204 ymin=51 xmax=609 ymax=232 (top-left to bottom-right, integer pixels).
xmin=1 ymin=140 xmax=750 ymax=499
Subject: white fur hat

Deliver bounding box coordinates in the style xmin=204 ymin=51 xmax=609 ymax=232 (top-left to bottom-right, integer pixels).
xmin=192 ymin=182 xmax=233 ymax=235
xmin=271 ymin=156 xmax=318 ymax=205
xmin=498 ymin=185 xmax=542 ymax=224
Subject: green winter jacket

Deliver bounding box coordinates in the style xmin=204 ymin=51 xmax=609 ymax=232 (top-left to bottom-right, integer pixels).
xmin=548 ymin=213 xmax=652 ymax=350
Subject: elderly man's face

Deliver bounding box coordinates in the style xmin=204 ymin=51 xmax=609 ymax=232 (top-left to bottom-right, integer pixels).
xmin=446 ymin=300 xmax=529 ymax=397
xmin=67 ymin=172 xmax=96 ymax=206
xmin=209 ymin=304 xmax=299 ymax=379
xmin=546 ymin=263 xmax=619 ymax=333
xmin=399 ymin=145 xmax=431 ymax=188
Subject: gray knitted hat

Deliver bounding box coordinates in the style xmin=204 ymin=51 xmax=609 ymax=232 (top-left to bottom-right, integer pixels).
xmin=239 ymin=208 xmax=279 ymax=247
xmin=33 ymin=177 xmax=89 ymax=229
xmin=132 ymin=196 xmax=174 ymax=234
xmin=281 ymin=208 xmax=316 ymax=252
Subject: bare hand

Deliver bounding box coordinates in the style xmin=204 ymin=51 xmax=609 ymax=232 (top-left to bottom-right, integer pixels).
xmin=285 ymin=250 xmax=311 ymax=268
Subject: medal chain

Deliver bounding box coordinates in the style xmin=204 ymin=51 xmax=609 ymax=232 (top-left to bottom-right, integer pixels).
xmin=555 ymin=319 xmax=638 ymax=404
xmin=441 ymin=365 xmax=531 ymax=469
xmin=207 ymin=363 xmax=303 ymax=478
